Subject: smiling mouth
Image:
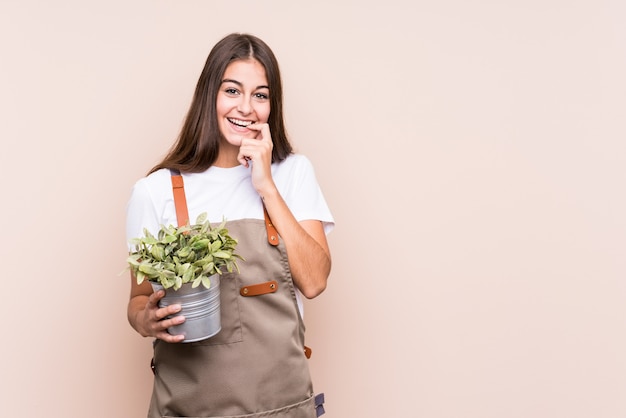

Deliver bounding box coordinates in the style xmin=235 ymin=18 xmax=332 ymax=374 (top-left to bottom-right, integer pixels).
xmin=227 ymin=118 xmax=255 ymax=128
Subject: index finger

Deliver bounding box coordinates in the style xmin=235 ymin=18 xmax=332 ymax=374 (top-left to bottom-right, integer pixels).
xmin=147 ymin=289 xmax=165 ymax=308
xmin=246 ymin=122 xmax=270 ymax=141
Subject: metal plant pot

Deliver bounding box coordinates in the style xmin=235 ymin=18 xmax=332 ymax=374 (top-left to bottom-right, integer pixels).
xmin=151 ymin=275 xmax=221 ymax=343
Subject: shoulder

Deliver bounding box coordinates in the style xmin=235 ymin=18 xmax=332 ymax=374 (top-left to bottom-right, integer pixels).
xmin=130 ymin=168 xmax=172 ymax=201
xmin=272 ymin=153 xmax=326 ymax=202
xmin=134 ymin=168 xmax=171 ymax=187
xmin=279 ymin=153 xmax=312 ymax=167
xmin=273 ymin=153 xmax=314 ymax=176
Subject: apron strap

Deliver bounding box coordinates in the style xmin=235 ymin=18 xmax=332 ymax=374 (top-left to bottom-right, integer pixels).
xmin=263 ymin=206 xmax=279 ymax=246
xmin=170 ymin=169 xmax=189 ymax=227
xmin=170 ymin=169 xmax=278 ymax=245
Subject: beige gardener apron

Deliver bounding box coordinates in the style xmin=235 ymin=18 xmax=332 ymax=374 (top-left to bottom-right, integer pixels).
xmin=146 ymin=171 xmax=324 ymax=418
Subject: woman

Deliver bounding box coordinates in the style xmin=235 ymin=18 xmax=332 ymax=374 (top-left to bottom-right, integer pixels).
xmin=126 ymin=33 xmax=333 ymax=417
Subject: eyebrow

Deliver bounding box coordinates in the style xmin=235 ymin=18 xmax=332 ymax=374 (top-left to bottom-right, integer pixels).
xmin=221 ymin=79 xmax=269 ymax=90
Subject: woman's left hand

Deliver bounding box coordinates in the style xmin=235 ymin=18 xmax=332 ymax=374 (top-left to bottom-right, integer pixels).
xmin=237 ymin=123 xmax=275 ymax=194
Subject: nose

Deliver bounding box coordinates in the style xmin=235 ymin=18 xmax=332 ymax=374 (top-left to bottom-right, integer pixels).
xmin=237 ymin=96 xmax=252 ymax=115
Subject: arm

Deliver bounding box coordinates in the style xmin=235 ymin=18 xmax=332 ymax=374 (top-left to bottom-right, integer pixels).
xmin=239 ymin=124 xmax=332 ymax=299
xmin=125 ymin=176 xmax=187 ymax=342
xmin=262 ymin=188 xmax=331 ymax=298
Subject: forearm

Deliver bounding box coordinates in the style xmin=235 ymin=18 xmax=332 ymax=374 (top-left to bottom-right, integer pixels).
xmin=127 ymin=276 xmax=156 ymax=337
xmin=284 ymin=226 xmax=331 ymax=298
xmin=260 ymin=187 xmax=331 ymax=298
xmin=127 ymin=294 xmax=151 ymax=337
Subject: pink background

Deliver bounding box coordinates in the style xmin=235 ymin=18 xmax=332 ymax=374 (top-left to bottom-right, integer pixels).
xmin=2 ymin=1 xmax=625 ymax=417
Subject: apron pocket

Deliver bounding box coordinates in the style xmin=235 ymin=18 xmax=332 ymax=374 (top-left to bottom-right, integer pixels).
xmin=186 ymin=273 xmax=243 ymax=346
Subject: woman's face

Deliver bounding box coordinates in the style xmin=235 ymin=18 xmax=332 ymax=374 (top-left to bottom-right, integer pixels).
xmin=216 ymin=59 xmax=271 ymax=147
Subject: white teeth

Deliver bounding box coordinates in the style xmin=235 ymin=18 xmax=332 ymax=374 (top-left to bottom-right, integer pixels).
xmin=228 ymin=118 xmax=253 ymax=127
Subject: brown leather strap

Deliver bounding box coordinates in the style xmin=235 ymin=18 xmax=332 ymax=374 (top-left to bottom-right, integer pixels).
xmin=240 ymin=280 xmax=278 ymax=297
xmin=263 ymin=206 xmax=279 ymax=246
xmin=170 ymin=170 xmax=189 ymax=227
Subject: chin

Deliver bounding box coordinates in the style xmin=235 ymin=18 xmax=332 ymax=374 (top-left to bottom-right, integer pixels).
xmin=221 ymin=135 xmax=243 ymax=147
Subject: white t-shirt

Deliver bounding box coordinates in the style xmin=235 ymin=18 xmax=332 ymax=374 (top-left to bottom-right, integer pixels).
xmin=125 ymin=154 xmax=334 ymax=315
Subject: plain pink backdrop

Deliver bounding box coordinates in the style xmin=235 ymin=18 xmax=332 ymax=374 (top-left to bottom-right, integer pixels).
xmin=1 ymin=1 xmax=625 ymax=417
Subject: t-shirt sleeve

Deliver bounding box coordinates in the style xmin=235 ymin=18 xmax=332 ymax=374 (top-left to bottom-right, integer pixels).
xmin=282 ymin=156 xmax=335 ymax=235
xmin=125 ymin=178 xmax=162 ymax=251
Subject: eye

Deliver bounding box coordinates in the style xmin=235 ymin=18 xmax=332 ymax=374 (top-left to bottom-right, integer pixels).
xmin=225 ymin=87 xmax=239 ymax=95
xmin=254 ymin=92 xmax=269 ymax=100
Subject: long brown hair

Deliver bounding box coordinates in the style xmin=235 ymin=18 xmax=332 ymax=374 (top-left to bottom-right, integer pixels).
xmin=149 ymin=33 xmax=292 ymax=174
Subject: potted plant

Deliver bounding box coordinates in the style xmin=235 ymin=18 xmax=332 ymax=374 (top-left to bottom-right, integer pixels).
xmin=126 ymin=213 xmax=243 ymax=342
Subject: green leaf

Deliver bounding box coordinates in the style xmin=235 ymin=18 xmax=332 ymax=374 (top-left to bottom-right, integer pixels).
xmin=176 ymin=262 xmax=189 ymax=276
xmin=191 ymin=238 xmax=210 ymax=251
xmin=138 ymin=264 xmax=158 ymax=277
xmin=182 ymin=265 xmax=194 ymax=283
xmin=193 ymin=255 xmax=212 ymax=267
xmin=150 ymin=245 xmax=165 ymax=261
xmin=162 ymin=270 xmax=176 ymax=279
xmin=202 ymin=261 xmax=215 ymax=275
xmin=127 ymin=254 xmax=141 ymax=266
xmin=136 ymin=271 xmax=146 ymax=284
xmin=178 ymin=247 xmax=191 ymax=259
xmin=202 ymin=275 xmax=212 ymax=289
xmin=143 ymin=236 xmax=158 ymax=245
xmin=209 ymin=240 xmax=221 ymax=252
xmin=196 ymin=212 xmax=208 ymax=224
xmin=164 ymin=234 xmax=177 ymax=243
xmin=213 ymin=251 xmax=231 ymax=259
